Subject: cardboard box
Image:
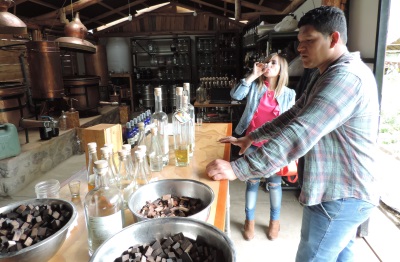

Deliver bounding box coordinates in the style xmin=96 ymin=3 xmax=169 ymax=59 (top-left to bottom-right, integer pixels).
xmin=82 ymin=123 xmax=122 ymax=167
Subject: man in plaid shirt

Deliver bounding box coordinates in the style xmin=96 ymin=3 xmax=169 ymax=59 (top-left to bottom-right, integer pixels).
xmin=207 ymin=6 xmax=380 ymax=261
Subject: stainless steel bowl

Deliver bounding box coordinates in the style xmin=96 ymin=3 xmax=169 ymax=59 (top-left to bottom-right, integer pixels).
xmin=90 ymin=217 xmax=236 ymax=262
xmin=0 ymin=198 xmax=77 ymax=262
xmin=128 ymin=179 xmax=215 ymax=222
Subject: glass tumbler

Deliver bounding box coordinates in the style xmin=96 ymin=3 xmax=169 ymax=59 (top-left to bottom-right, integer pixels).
xmin=35 ymin=179 xmax=60 ymax=198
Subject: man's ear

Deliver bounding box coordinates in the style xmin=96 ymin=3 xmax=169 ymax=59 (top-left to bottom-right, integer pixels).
xmin=330 ymin=31 xmax=340 ymax=47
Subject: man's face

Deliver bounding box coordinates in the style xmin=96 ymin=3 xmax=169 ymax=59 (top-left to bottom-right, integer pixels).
xmin=297 ymin=25 xmax=332 ymax=70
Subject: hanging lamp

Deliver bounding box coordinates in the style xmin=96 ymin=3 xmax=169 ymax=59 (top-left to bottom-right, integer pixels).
xmin=55 ymin=12 xmax=96 ymax=53
xmin=0 ymin=0 xmax=27 ymax=34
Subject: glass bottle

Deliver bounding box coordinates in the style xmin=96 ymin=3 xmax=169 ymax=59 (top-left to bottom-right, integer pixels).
xmin=125 ymin=122 xmax=134 ymax=146
xmin=58 ymin=110 xmax=67 ymax=131
xmin=196 ymin=82 xmax=207 ymax=103
xmin=104 ymin=143 xmax=118 ymax=176
xmin=84 ymin=160 xmax=124 ymax=256
xmin=151 ymin=87 xmax=169 ymax=166
xmin=86 ymin=142 xmax=98 ymax=191
xmin=137 ymin=145 xmax=151 ymax=181
xmin=100 ymin=146 xmax=118 ymax=186
xmin=148 ymin=127 xmax=164 ymax=172
xmin=117 ymin=150 xmax=135 ymax=208
xmin=136 ymin=122 xmax=147 ymax=148
xmin=122 ymin=144 xmax=135 ymax=175
xmin=133 ymin=150 xmax=149 ymax=190
xmin=183 ymin=83 xmax=195 ymax=155
xmin=182 ymin=95 xmax=194 ymax=158
xmin=172 ymin=87 xmax=190 ymax=166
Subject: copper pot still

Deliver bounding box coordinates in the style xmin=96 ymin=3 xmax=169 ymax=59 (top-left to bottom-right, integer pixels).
xmin=0 ymin=82 xmax=28 ymax=129
xmin=84 ymin=45 xmax=110 ymax=86
xmin=25 ymin=41 xmax=64 ymax=100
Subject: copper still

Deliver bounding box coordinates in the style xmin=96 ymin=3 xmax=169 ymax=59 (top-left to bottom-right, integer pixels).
xmin=25 ymin=41 xmax=64 ymax=100
xmin=84 ymin=45 xmax=110 ymax=86
xmin=55 ymin=12 xmax=96 ymax=53
xmin=0 ymin=82 xmax=28 ymax=129
xmin=63 ymin=75 xmax=100 ymax=115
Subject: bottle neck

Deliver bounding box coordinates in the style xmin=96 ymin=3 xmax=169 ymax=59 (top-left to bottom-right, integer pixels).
xmin=89 ymin=151 xmax=98 ymax=161
xmin=96 ymin=167 xmax=109 ymax=188
xmin=155 ymin=94 xmax=162 ymax=112
xmin=176 ymin=94 xmax=183 ymax=111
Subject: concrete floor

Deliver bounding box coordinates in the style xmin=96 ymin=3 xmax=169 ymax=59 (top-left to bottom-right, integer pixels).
xmin=1 ymin=150 xmax=399 ymax=261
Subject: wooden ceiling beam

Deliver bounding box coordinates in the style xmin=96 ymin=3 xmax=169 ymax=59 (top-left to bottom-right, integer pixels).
xmin=85 ymin=0 xmax=147 ymax=25
xmin=235 ymin=0 xmax=241 ymax=21
xmin=29 ymin=0 xmax=59 ymax=10
xmin=190 ymin=0 xmax=234 ymax=15
xmin=221 ymin=0 xmax=280 ymax=14
xmin=98 ymin=2 xmax=126 ymax=17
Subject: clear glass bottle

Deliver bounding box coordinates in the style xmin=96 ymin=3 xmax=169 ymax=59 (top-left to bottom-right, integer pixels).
xmin=58 ymin=110 xmax=67 ymax=131
xmin=122 ymin=144 xmax=135 ymax=175
xmin=100 ymin=146 xmax=118 ymax=186
xmin=136 ymin=122 xmax=147 ymax=148
xmin=182 ymin=95 xmax=194 ymax=158
xmin=183 ymin=83 xmax=195 ymax=155
xmin=133 ymin=150 xmax=149 ymax=190
xmin=117 ymin=150 xmax=135 ymax=208
xmin=87 ymin=142 xmax=98 ymax=191
xmin=172 ymin=87 xmax=190 ymax=166
xmin=104 ymin=143 xmax=118 ymax=176
xmin=151 ymin=87 xmax=169 ymax=166
xmin=84 ymin=160 xmax=124 ymax=256
xmin=137 ymin=145 xmax=151 ymax=181
xmin=196 ymin=82 xmax=207 ymax=103
xmin=148 ymin=127 xmax=164 ymax=172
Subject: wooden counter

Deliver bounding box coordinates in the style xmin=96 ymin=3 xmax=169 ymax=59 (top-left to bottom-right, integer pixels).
xmin=49 ymin=123 xmax=231 ymax=261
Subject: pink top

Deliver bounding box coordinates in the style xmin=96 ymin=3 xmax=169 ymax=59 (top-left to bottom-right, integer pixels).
xmin=245 ymin=86 xmax=280 ymax=147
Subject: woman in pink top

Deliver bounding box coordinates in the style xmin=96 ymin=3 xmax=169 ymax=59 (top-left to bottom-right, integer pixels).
xmin=226 ymin=53 xmax=296 ymax=240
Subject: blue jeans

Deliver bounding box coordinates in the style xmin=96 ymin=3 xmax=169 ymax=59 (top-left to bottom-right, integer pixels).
xmin=296 ymin=198 xmax=376 ymax=262
xmin=245 ymin=145 xmax=282 ymax=221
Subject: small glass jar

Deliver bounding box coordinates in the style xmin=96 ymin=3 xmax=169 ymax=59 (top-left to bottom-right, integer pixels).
xmin=35 ymin=179 xmax=60 ymax=198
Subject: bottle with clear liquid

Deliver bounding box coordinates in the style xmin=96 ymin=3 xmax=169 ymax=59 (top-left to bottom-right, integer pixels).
xmin=122 ymin=144 xmax=135 ymax=174
xmin=151 ymin=87 xmax=169 ymax=166
xmin=137 ymin=145 xmax=151 ymax=181
xmin=133 ymin=150 xmax=149 ymax=190
xmin=136 ymin=122 xmax=148 ymax=148
xmin=100 ymin=146 xmax=118 ymax=186
xmin=104 ymin=143 xmax=118 ymax=176
xmin=183 ymin=83 xmax=195 ymax=155
xmin=87 ymin=142 xmax=98 ymax=191
xmin=84 ymin=160 xmax=124 ymax=256
xmin=148 ymin=127 xmax=164 ymax=172
xmin=182 ymin=95 xmax=195 ymax=158
xmin=117 ymin=150 xmax=136 ymax=208
xmin=172 ymin=87 xmax=190 ymax=166
xmin=58 ymin=110 xmax=67 ymax=131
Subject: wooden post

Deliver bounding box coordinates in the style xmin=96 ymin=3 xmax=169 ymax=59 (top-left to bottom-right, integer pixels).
xmin=235 ymin=0 xmax=241 ymax=21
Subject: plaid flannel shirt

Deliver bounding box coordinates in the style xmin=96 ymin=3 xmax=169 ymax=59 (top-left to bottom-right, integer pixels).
xmin=231 ymin=52 xmax=381 ymax=206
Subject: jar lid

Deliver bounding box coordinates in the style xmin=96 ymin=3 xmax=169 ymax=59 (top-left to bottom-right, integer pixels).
xmin=94 ymin=159 xmax=108 ymax=169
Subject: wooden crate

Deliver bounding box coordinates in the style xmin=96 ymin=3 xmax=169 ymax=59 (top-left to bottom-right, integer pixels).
xmin=82 ymin=123 xmax=122 ymax=167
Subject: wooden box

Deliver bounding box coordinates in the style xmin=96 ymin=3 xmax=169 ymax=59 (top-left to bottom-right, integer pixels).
xmin=82 ymin=123 xmax=122 ymax=167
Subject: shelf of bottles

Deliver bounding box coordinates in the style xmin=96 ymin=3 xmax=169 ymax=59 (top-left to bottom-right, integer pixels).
xmin=131 ymin=37 xmax=191 ymax=83
xmin=195 ymin=33 xmax=239 ymax=79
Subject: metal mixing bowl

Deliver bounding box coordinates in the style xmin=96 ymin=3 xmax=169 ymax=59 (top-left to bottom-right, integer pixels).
xmin=0 ymin=198 xmax=77 ymax=262
xmin=128 ymin=179 xmax=215 ymax=222
xmin=90 ymin=217 xmax=236 ymax=262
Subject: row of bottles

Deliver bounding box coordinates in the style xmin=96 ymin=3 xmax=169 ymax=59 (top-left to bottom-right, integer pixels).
xmin=83 ymin=82 xmax=196 ymax=256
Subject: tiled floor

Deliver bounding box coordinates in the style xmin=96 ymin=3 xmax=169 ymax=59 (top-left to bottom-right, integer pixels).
xmin=1 ymin=149 xmax=400 ymax=261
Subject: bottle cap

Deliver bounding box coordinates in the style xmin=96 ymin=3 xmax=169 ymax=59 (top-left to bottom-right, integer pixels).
xmin=118 ymin=150 xmax=127 ymax=157
xmin=122 ymin=144 xmax=131 ymax=152
xmin=138 ymin=122 xmax=145 ymax=129
xmin=176 ymin=87 xmax=183 ymax=95
xmin=88 ymin=142 xmax=97 ymax=149
xmin=138 ymin=145 xmax=147 ymax=152
xmin=154 ymin=87 xmax=161 ymax=96
xmin=94 ymin=160 xmax=108 ymax=169
xmin=100 ymin=146 xmax=110 ymax=155
xmin=183 ymin=83 xmax=190 ymax=90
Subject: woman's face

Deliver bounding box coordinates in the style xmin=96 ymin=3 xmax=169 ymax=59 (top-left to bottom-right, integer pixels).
xmin=263 ymin=55 xmax=281 ymax=78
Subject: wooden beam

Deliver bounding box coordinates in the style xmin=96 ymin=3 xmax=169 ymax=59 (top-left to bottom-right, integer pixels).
xmin=281 ymin=0 xmax=306 ymax=14
xmin=221 ymin=0 xmax=279 ymax=14
xmin=84 ymin=0 xmax=147 ymax=25
xmin=98 ymin=2 xmax=126 ymax=17
xmin=190 ymin=0 xmax=234 ymax=16
xmin=235 ymin=0 xmax=241 ymax=21
xmin=29 ymin=0 xmax=59 ymax=10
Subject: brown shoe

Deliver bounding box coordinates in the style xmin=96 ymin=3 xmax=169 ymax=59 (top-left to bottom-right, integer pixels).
xmin=243 ymin=220 xmax=255 ymax=240
xmin=267 ymin=220 xmax=280 ymax=240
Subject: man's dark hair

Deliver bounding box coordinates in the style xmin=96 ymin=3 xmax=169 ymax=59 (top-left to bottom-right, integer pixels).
xmin=298 ymin=6 xmax=347 ymax=44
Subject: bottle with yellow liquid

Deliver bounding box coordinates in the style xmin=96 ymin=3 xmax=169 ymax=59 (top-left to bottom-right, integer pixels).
xmin=86 ymin=142 xmax=98 ymax=191
xmin=172 ymin=87 xmax=190 ymax=166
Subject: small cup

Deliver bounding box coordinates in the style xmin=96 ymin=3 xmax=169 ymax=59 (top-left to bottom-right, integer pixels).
xmin=196 ymin=116 xmax=203 ymax=126
xmin=35 ymin=179 xmax=60 ymax=198
xmin=68 ymin=179 xmax=81 ymax=198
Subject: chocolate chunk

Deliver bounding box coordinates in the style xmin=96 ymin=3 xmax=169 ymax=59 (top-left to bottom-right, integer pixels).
xmin=15 ymin=205 xmax=27 ymax=214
